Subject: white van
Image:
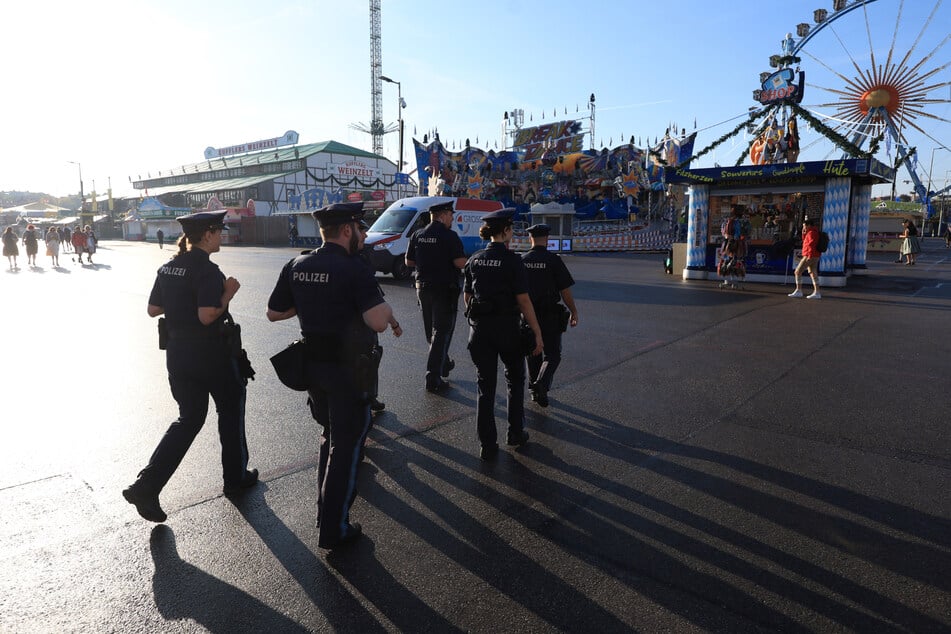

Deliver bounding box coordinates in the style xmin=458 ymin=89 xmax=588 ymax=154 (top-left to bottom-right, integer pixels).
xmin=364 ymin=196 xmax=505 ymax=279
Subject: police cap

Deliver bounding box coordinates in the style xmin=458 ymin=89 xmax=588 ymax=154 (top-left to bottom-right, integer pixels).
xmin=481 ymin=208 xmax=516 ymax=224
xmin=312 ymin=202 xmax=365 ymax=228
xmin=526 ymin=224 xmax=551 ymax=237
xmin=429 ymin=201 xmax=454 ymax=215
xmin=177 ymin=210 xmax=228 ymax=234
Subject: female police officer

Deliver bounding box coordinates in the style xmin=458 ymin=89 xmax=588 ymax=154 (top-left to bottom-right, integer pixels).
xmin=464 ymin=208 xmax=543 ymax=461
xmin=123 ymin=210 xmax=258 ymax=523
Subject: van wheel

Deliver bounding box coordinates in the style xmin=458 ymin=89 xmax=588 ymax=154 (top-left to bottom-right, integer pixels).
xmin=392 ymin=259 xmax=412 ymax=280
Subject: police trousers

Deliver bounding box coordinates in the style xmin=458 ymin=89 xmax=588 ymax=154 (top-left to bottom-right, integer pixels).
xmin=417 ymin=285 xmax=459 ymax=386
xmin=468 ymin=315 xmax=525 ymax=447
xmin=306 ymin=360 xmax=372 ymax=547
xmin=138 ymin=339 xmax=249 ymax=492
xmin=526 ymin=314 xmax=563 ymax=393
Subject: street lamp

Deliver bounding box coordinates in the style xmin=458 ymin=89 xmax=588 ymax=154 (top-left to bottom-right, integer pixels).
xmin=927 ymin=145 xmax=949 ymax=235
xmin=67 ymin=160 xmax=84 ymax=211
xmin=379 ymin=75 xmax=405 ymax=173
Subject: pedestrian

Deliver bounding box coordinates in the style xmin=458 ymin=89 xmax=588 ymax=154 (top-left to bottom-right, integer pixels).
xmin=84 ymin=225 xmax=97 ymax=264
xmin=944 ymin=220 xmax=951 ymax=249
xmin=123 ymin=210 xmax=258 ymax=523
xmin=157 ymin=228 xmax=165 ymax=250
xmin=463 ymin=208 xmax=543 ymax=461
xmin=788 ymin=217 xmax=821 ymax=300
xmin=71 ymin=225 xmax=87 ymax=264
xmin=62 ymin=226 xmax=71 ymax=253
xmin=288 ymin=223 xmax=298 ymax=247
xmin=22 ymin=224 xmax=38 ymax=267
xmin=2 ymin=227 xmax=19 ymax=270
xmin=45 ymin=226 xmax=61 ymax=267
xmin=899 ymin=218 xmax=921 ymax=265
xmin=521 ymin=224 xmax=579 ymax=407
xmin=266 ymin=202 xmax=400 ymax=550
xmin=405 ymin=201 xmax=466 ymax=393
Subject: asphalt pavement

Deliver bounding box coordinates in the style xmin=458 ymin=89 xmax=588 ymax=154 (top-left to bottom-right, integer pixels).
xmin=1 ymin=238 xmax=949 ymax=633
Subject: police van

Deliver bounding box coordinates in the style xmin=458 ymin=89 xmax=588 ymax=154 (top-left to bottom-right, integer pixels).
xmin=364 ymin=196 xmax=505 ymax=279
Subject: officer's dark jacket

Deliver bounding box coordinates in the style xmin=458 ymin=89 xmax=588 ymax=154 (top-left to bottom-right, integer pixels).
xmin=464 ymin=242 xmax=528 ymax=315
xmin=407 ymin=222 xmax=464 ymax=286
xmin=267 ymin=242 xmax=384 ymax=354
xmin=148 ymin=249 xmax=226 ymax=334
xmin=521 ymin=246 xmax=575 ymax=308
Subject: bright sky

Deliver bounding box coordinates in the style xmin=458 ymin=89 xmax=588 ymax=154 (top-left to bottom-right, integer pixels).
xmin=2 ymin=0 xmax=948 ymax=200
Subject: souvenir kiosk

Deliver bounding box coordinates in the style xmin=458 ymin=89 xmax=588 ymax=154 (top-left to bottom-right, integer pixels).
xmin=668 ymin=158 xmax=894 ymax=287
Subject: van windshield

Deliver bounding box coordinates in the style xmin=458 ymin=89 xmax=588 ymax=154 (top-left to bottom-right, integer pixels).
xmin=369 ymin=208 xmax=418 ymax=234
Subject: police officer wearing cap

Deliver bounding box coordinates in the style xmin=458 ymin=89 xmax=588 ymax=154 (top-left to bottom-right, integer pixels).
xmin=405 ymin=201 xmax=466 ymax=392
xmin=463 ymin=208 xmax=543 ymax=461
xmin=266 ymin=202 xmax=401 ymax=550
xmin=522 ymin=224 xmax=579 ymax=407
xmin=123 ymin=210 xmax=258 ymax=523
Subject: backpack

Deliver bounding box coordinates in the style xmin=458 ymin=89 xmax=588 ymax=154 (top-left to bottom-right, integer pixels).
xmin=817 ymin=231 xmax=830 ymax=253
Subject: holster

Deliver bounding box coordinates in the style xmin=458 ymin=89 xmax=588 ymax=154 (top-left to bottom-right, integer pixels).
xmin=157 ymin=317 xmax=168 ymax=350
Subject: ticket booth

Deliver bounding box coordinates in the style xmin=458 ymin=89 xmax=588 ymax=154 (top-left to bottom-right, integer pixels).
xmin=667 ymin=159 xmax=894 ymax=287
xmin=527 ymin=202 xmax=576 ymax=252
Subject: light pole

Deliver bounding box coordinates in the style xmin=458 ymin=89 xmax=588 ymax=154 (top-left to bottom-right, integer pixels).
xmin=927 ymin=145 xmax=949 ymax=235
xmin=380 ymin=75 xmax=406 ymax=198
xmin=67 ymin=160 xmax=84 ymax=212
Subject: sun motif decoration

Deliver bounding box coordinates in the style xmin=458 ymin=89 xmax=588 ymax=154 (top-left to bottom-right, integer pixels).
xmin=811 ymin=46 xmax=949 ymax=143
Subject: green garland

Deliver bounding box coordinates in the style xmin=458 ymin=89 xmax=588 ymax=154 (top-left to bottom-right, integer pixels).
xmin=647 ymin=107 xmax=771 ymax=169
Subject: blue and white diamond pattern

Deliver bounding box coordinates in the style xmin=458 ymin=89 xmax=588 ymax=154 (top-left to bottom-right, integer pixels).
xmin=686 ymin=186 xmax=709 ymax=268
xmin=849 ymin=183 xmax=871 ymax=266
xmin=820 ymin=177 xmax=850 ymax=272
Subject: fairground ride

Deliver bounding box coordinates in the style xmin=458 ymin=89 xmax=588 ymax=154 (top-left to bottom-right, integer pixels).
xmin=772 ymin=0 xmax=950 ymax=214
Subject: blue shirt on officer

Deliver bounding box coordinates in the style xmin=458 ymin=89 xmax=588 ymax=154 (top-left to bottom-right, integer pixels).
xmin=148 ymin=249 xmax=226 ymax=333
xmin=407 ymin=221 xmax=465 ymax=286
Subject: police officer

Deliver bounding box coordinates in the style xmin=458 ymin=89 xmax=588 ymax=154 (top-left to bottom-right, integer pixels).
xmin=405 ymin=201 xmax=466 ymax=393
xmin=123 ymin=210 xmax=257 ymax=523
xmin=522 ymin=224 xmax=579 ymax=407
xmin=463 ymin=208 xmax=543 ymax=461
xmin=266 ymin=202 xmax=401 ymax=550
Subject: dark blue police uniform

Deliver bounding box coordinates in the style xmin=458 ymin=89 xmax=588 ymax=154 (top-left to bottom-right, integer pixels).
xmin=464 ymin=216 xmax=530 ymax=456
xmin=124 ymin=210 xmax=254 ymax=523
xmin=406 ymin=202 xmax=465 ymax=391
xmin=267 ymin=203 xmax=384 ymax=549
xmin=522 ymin=225 xmax=575 ymax=401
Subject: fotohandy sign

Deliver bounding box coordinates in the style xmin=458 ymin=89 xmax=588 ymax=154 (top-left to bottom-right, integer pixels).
xmin=327 ymin=159 xmax=382 ymax=180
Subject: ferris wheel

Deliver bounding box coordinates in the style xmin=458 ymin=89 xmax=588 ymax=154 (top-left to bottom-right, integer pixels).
xmin=772 ymin=0 xmax=951 ymax=206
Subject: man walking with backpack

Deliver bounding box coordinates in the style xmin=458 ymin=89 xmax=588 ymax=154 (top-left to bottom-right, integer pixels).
xmin=788 ymin=217 xmax=822 ymax=300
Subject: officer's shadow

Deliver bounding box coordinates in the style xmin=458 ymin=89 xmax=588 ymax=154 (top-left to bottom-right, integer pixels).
xmin=150 ymin=524 xmax=309 ymax=633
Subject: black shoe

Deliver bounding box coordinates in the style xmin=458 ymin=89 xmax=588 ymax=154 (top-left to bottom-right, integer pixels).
xmin=506 ymin=430 xmax=530 ymax=447
xmin=321 ymin=522 xmax=362 ymax=550
xmin=370 ymin=398 xmax=385 ymax=412
xmin=480 ymin=444 xmax=499 ymax=461
xmin=426 ymin=380 xmax=450 ymax=394
xmin=223 ymin=468 xmax=259 ymax=495
xmin=534 ymin=390 xmax=549 ymax=407
xmin=122 ymin=485 xmax=167 ymax=523
xmin=442 ymin=358 xmax=455 ymax=378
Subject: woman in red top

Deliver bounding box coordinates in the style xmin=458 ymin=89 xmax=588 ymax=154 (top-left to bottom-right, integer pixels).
xmin=71 ymin=225 xmax=87 ymax=264
xmin=788 ymin=218 xmax=821 ymax=299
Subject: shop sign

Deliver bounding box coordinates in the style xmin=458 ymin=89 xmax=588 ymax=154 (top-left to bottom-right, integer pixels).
xmin=347 ymin=192 xmax=364 ymax=202
xmin=370 ymin=190 xmax=385 ymax=200
xmin=755 ymin=69 xmax=805 ymax=105
xmin=328 ymin=159 xmax=382 ymax=180
xmin=204 ymin=130 xmax=299 ymax=159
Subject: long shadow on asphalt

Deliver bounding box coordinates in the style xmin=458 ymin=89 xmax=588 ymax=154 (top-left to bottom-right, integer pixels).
xmin=230 ymin=489 xmax=456 ymax=632
xmin=150 ymin=525 xmax=310 ymax=633
xmin=363 ymin=420 xmax=815 ymax=632
xmin=534 ymin=401 xmax=950 ymax=630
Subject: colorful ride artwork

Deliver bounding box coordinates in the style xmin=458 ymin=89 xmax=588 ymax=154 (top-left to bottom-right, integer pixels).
xmin=411 ymin=120 xmax=697 ymax=220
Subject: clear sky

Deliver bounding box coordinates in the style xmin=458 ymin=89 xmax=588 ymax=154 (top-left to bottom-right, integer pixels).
xmin=2 ymin=0 xmax=948 ymax=200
